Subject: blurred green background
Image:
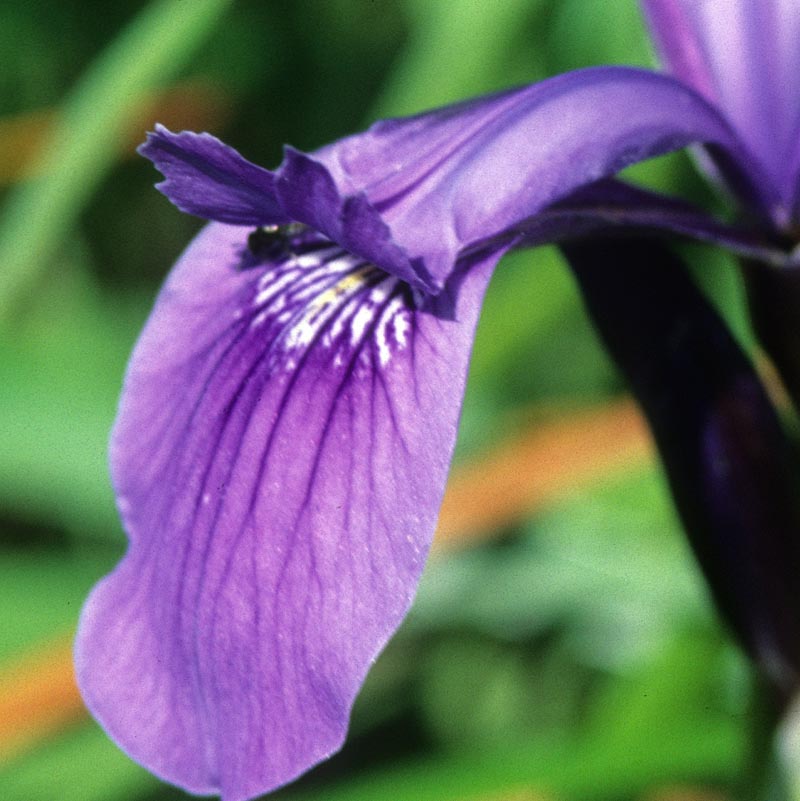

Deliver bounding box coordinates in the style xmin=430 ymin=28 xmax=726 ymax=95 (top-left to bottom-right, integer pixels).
xmin=0 ymin=1 xmax=775 ymax=799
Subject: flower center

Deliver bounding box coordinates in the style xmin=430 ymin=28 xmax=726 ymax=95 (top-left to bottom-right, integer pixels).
xmin=241 ymin=225 xmax=415 ymax=373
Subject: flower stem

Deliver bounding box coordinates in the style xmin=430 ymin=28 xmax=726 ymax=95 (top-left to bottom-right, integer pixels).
xmin=742 ymin=673 xmax=790 ymax=801
xmin=745 ymin=260 xmax=800 ymax=413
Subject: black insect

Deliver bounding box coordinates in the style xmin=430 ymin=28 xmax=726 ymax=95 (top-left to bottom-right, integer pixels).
xmin=240 ymin=223 xmax=313 ymax=271
xmin=247 ymin=224 xmax=293 ymax=260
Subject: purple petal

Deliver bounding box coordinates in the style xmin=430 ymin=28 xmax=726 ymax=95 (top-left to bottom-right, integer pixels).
xmin=313 ymin=66 xmax=774 ymax=286
xmin=642 ymin=0 xmax=800 ymax=211
xmin=139 ymin=125 xmax=290 ymax=226
xmin=790 ymin=137 xmax=800 ymax=224
xmin=275 ymin=148 xmax=437 ymax=291
xmin=75 ymin=223 xmax=496 ymax=801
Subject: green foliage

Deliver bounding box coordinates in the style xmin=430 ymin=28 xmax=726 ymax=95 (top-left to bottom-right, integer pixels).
xmin=0 ymin=1 xmax=773 ymax=800
xmin=2 ymin=724 xmax=161 ymax=801
xmin=0 ymin=0 xmax=231 ymax=319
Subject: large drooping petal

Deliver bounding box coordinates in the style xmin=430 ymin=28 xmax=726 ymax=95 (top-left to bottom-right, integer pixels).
xmin=642 ymin=0 xmax=800 ymax=211
xmin=142 ymin=67 xmax=770 ymax=296
xmin=75 ymin=223 xmax=496 ymax=801
xmin=565 ymin=237 xmax=800 ymax=697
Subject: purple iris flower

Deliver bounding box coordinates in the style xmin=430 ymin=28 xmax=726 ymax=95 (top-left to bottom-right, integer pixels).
xmin=76 ymin=2 xmax=800 ymax=800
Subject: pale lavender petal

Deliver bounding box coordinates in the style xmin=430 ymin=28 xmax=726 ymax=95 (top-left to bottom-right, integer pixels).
xmin=74 ymin=223 xmax=495 ymax=801
xmin=642 ymin=0 xmax=800 ymax=207
xmin=139 ymin=125 xmax=290 ymax=225
xmin=312 ymin=66 xmax=773 ymax=286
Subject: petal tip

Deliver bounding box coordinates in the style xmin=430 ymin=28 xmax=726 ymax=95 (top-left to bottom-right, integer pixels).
xmin=136 ymin=126 xmax=286 ymax=225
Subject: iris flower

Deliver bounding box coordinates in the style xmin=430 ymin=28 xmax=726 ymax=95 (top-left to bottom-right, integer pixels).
xmin=76 ymin=2 xmax=800 ymax=799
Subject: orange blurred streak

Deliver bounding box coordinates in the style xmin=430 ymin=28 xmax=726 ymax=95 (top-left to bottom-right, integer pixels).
xmin=0 ymin=635 xmax=86 ymax=764
xmin=434 ymin=398 xmax=653 ymax=551
xmin=0 ymin=400 xmax=652 ymax=761
xmin=0 ymin=109 xmax=52 ymax=184
xmin=0 ymin=80 xmax=231 ymax=185
xmin=465 ymin=790 xmax=557 ymax=801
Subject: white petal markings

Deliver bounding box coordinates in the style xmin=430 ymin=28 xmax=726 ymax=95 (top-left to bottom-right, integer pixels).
xmin=243 ymin=231 xmax=415 ymax=373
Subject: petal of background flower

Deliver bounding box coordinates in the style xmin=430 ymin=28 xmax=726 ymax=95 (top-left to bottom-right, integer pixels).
xmin=790 ymin=134 xmax=800 ymax=225
xmin=642 ymin=0 xmax=800 ymax=210
xmin=314 ymin=66 xmax=772 ymax=285
xmin=74 ymin=223 xmax=495 ymax=801
xmin=139 ymin=125 xmax=290 ymax=225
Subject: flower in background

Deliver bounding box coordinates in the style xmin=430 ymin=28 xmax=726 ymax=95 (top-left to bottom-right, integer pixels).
xmin=76 ymin=2 xmax=800 ymax=799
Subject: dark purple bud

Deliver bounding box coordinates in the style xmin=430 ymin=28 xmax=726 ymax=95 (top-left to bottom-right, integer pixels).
xmin=745 ymin=260 xmax=800 ymax=411
xmin=564 ymin=237 xmax=800 ymax=700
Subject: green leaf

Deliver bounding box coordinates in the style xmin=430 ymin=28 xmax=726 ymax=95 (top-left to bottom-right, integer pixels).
xmin=0 ymin=543 xmax=120 ymax=661
xmin=0 ymin=260 xmax=147 ymax=540
xmin=0 ymin=0 xmax=231 ymax=321
xmin=413 ymin=467 xmax=712 ymax=661
xmin=370 ymin=0 xmax=546 ymax=118
xmin=0 ymin=723 xmax=159 ymax=801
xmin=278 ymin=718 xmax=742 ymax=801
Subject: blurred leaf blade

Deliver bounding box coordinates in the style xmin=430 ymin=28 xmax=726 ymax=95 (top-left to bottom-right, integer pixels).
xmin=371 ymin=0 xmax=545 ymax=118
xmin=0 ymin=260 xmax=146 ymax=539
xmin=0 ymin=723 xmax=159 ymax=801
xmin=434 ymin=398 xmax=652 ymax=551
xmin=0 ymin=0 xmax=231 ymax=320
xmin=279 ymin=718 xmax=742 ymax=801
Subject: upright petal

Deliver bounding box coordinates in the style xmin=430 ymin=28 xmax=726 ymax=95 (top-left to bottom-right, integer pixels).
xmin=314 ymin=66 xmax=774 ymax=283
xmin=141 ymin=69 xmax=771 ymax=297
xmin=75 ymin=223 xmax=496 ymax=801
xmin=642 ymin=0 xmax=800 ymax=209
xmin=274 ymin=148 xmax=437 ymax=291
xmin=140 ymin=128 xmax=436 ymax=292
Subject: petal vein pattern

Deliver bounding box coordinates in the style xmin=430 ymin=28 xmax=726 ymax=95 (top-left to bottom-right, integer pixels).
xmin=245 ymin=229 xmax=413 ymax=371
xmin=75 ymin=223 xmax=493 ymax=801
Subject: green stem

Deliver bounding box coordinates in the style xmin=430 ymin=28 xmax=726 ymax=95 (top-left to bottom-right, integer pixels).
xmin=743 ymin=672 xmax=790 ymax=801
xmin=744 ymin=261 xmax=800 ymax=414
